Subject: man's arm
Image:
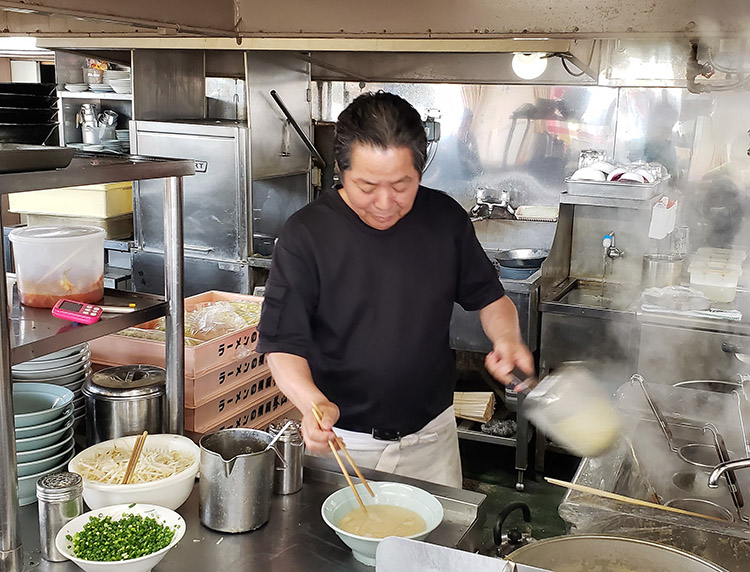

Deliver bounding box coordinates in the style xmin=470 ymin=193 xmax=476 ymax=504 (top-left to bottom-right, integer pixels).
xmin=479 ymin=296 xmax=535 ymax=385
xmin=266 ymin=352 xmax=340 ymax=453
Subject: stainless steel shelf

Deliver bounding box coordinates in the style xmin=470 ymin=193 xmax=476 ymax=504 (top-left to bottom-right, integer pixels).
xmin=0 ymin=153 xmax=194 ymax=194
xmin=9 ymin=289 xmax=166 ymax=365
xmin=559 ymin=192 xmax=661 ymax=210
xmin=457 ymin=419 xmax=517 ymax=447
xmin=58 ymin=90 xmax=132 ymax=101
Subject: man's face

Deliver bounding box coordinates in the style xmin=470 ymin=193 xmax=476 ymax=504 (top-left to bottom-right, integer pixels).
xmin=339 ymin=143 xmax=420 ymax=231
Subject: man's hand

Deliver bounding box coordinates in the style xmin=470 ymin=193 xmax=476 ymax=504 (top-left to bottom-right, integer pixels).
xmin=484 ymin=336 xmax=535 ymax=387
xmin=301 ymin=399 xmax=341 ymax=454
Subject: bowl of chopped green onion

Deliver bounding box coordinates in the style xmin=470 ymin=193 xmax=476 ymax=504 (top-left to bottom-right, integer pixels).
xmin=55 ymin=503 xmax=185 ymax=572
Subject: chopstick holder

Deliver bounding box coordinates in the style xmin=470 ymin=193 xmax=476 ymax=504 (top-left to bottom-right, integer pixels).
xmin=311 ymin=403 xmax=375 ymax=513
xmin=122 ymin=431 xmax=148 ymax=485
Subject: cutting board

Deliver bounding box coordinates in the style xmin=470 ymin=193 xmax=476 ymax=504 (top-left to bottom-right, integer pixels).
xmin=375 ymin=538 xmax=550 ymax=572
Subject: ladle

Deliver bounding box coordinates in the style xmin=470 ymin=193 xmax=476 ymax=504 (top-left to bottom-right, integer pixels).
xmin=264 ymin=419 xmax=292 ymax=465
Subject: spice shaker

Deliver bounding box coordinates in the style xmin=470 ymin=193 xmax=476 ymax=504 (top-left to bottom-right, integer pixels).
xmin=268 ymin=420 xmax=304 ymax=494
xmin=36 ymin=472 xmax=83 ymax=561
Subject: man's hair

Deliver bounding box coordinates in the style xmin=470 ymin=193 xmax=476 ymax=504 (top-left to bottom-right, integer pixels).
xmin=334 ymin=91 xmax=427 ymax=176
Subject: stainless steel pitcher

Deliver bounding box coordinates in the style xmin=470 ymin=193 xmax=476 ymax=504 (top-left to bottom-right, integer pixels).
xmin=199 ymin=428 xmax=276 ymax=533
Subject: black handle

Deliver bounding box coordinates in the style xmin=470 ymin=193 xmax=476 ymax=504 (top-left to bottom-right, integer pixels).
xmin=492 ymin=501 xmax=531 ymax=546
xmin=723 ymin=341 xmax=750 ymax=355
xmin=716 ymin=434 xmax=745 ymax=509
xmin=269 ymin=90 xmax=327 ymax=168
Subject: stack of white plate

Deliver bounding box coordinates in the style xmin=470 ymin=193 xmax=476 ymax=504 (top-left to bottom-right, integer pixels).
xmin=13 ymin=343 xmax=92 ymax=427
xmin=115 ymin=129 xmax=130 ymax=152
xmin=88 ymin=83 xmax=114 ymax=93
xmin=103 ymin=70 xmax=132 ymax=94
xmin=13 ymin=382 xmax=76 ymax=505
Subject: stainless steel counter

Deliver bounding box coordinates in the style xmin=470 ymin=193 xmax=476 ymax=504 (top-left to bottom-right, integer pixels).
xmin=18 ymin=457 xmax=487 ymax=572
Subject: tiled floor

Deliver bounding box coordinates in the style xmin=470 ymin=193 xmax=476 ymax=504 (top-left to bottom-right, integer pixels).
xmin=459 ymin=438 xmax=581 ymax=554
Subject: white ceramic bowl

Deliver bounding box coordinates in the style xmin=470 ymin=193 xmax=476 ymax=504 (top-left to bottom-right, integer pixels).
xmin=13 ymin=355 xmax=89 ymax=379
xmin=570 ymin=167 xmax=606 ymax=182
xmin=56 ymin=504 xmax=185 ymax=572
xmin=13 ymin=347 xmax=90 ymax=372
xmin=14 ymin=365 xmax=90 ymax=386
xmin=321 ymin=481 xmax=444 ymax=566
xmin=69 ymin=434 xmax=200 ymax=510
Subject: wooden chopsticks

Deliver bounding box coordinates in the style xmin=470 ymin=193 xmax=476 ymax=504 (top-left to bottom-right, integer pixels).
xmin=122 ymin=431 xmax=148 ymax=485
xmin=311 ymin=402 xmax=374 ymax=513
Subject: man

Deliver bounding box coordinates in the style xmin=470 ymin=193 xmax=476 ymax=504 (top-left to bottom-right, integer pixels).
xmin=257 ymin=92 xmax=533 ymax=487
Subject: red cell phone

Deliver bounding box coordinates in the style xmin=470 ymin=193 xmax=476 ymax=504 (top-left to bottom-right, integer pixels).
xmin=51 ymin=299 xmax=103 ymax=324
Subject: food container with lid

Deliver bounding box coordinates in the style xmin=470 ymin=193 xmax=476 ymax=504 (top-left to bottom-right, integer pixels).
xmin=9 ymin=225 xmax=105 ymax=308
xmin=688 ymin=259 xmax=743 ymax=303
xmin=82 ymin=365 xmax=166 ymax=445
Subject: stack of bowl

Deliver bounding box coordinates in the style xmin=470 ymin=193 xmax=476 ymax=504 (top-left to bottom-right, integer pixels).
xmin=103 ymin=70 xmax=131 ymax=94
xmin=14 ymin=382 xmax=75 ymax=505
xmin=115 ymin=129 xmax=130 ymax=152
xmin=13 ymin=343 xmax=92 ymax=428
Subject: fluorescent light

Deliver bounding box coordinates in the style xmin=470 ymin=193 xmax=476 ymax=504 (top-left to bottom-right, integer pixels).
xmin=512 ymin=52 xmax=548 ymax=80
xmin=0 ymin=36 xmax=37 ymax=50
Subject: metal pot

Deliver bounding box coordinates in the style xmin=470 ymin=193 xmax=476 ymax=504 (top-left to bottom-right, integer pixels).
xmin=82 ymin=365 xmax=166 ymax=445
xmin=199 ymin=428 xmax=276 ymax=533
xmin=642 ymin=254 xmax=684 ymax=288
xmin=494 ymin=248 xmax=549 ymax=269
xmin=508 ymin=535 xmax=728 ymax=572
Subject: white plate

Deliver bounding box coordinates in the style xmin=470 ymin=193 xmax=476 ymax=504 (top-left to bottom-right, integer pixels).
xmin=13 ymin=352 xmax=90 ymax=379
xmin=14 ymin=346 xmax=89 ymax=372
xmin=88 ymin=84 xmax=114 ymax=92
xmin=65 ymin=84 xmax=89 ymax=92
xmin=14 ymin=365 xmax=90 ymax=386
xmin=28 ymin=343 xmax=87 ymax=363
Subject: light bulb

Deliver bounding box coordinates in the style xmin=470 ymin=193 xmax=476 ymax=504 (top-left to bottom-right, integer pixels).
xmin=512 ymin=52 xmax=548 ymax=80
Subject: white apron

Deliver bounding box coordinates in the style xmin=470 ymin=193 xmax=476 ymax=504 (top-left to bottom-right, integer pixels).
xmin=332 ymin=406 xmax=462 ymax=488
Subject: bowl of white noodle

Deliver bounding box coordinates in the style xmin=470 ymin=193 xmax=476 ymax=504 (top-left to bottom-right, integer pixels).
xmin=321 ymin=481 xmax=444 ymax=566
xmin=68 ymin=434 xmax=200 ymax=510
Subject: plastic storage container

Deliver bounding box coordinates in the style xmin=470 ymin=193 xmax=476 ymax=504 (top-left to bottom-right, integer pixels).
xmin=688 ymin=259 xmax=743 ymax=303
xmin=9 ymin=226 xmax=105 ymax=308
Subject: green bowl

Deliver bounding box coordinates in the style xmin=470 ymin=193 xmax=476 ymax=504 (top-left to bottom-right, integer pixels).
xmin=17 ymin=439 xmax=75 ymax=477
xmin=16 ymin=418 xmax=74 ymax=452
xmin=15 ymin=405 xmax=73 ymax=439
xmin=18 ymin=449 xmax=76 ymax=506
xmin=13 ymin=383 xmax=74 ymax=428
xmin=17 ymin=428 xmax=74 ymax=463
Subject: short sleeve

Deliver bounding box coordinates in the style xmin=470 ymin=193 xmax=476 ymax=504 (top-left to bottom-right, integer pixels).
xmin=454 ymin=215 xmax=505 ymax=311
xmin=256 ymin=225 xmax=319 ymax=358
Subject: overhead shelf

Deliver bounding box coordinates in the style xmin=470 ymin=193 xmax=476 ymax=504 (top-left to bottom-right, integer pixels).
xmin=58 ymin=90 xmax=132 ymax=102
xmin=0 ymin=152 xmax=195 ymax=194
xmin=9 ymin=289 xmax=166 ymax=365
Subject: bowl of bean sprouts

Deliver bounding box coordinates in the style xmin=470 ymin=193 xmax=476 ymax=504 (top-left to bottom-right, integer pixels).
xmin=68 ymin=434 xmax=200 ymax=510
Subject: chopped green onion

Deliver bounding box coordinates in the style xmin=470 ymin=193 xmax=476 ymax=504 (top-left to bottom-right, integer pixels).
xmin=68 ymin=513 xmax=175 ymax=561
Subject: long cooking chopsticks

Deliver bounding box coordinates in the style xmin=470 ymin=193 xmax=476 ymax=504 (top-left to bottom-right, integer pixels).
xmin=122 ymin=431 xmax=148 ymax=485
xmin=311 ymin=402 xmax=374 ymax=513
xmin=545 ymin=477 xmax=728 ymax=523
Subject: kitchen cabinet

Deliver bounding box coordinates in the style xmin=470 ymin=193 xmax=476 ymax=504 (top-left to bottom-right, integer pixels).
xmin=0 ymin=152 xmax=194 ymax=572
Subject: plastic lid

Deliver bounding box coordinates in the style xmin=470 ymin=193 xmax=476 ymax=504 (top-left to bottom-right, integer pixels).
xmin=83 ymin=365 xmax=166 ymax=399
xmin=8 ymin=225 xmax=105 ymax=243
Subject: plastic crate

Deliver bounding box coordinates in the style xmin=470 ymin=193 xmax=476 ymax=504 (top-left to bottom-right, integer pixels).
xmin=88 ymin=291 xmax=263 ymax=378
xmin=184 ymin=369 xmax=276 ymax=432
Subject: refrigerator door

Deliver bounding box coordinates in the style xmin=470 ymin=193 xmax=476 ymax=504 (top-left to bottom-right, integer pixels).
xmin=132 ymin=120 xmax=250 ymax=261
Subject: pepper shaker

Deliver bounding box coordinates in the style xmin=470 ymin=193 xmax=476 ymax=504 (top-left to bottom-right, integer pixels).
xmin=36 ymin=472 xmax=83 ymax=561
xmin=268 ymin=420 xmax=304 ymax=494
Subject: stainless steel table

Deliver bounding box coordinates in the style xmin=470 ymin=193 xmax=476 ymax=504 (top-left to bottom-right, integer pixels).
xmin=19 ymin=457 xmax=487 ymax=572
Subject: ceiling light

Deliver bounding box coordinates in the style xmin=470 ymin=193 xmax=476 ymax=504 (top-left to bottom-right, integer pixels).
xmin=512 ymin=52 xmax=548 ymax=80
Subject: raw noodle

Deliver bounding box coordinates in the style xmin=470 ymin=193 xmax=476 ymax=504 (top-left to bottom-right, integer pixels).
xmin=75 ymin=445 xmax=195 ymax=484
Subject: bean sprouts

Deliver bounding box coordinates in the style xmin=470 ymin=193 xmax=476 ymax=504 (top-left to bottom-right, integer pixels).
xmin=75 ymin=445 xmax=195 ymax=484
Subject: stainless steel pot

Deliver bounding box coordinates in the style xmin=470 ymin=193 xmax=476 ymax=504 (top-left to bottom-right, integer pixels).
xmin=199 ymin=428 xmax=276 ymax=533
xmin=508 ymin=535 xmax=728 ymax=572
xmin=642 ymin=254 xmax=684 ymax=288
xmin=82 ymin=365 xmax=166 ymax=445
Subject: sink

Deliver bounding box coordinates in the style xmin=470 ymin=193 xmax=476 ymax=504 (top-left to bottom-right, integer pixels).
xmin=558 ymin=382 xmax=750 ymax=572
xmin=557 ymin=282 xmax=638 ymax=311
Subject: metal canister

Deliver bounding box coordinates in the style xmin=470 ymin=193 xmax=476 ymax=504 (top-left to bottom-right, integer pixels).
xmin=36 ymin=472 xmax=83 ymax=561
xmin=268 ymin=420 xmax=304 ymax=495
xmin=82 ymin=365 xmax=166 ymax=445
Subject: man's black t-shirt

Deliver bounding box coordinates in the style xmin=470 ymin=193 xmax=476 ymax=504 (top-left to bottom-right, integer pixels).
xmin=257 ymin=185 xmax=504 ymax=435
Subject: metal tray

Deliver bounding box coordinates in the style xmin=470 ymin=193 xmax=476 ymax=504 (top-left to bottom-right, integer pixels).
xmin=564 ymin=176 xmax=667 ymax=200
xmin=0 ymin=143 xmax=74 ymax=174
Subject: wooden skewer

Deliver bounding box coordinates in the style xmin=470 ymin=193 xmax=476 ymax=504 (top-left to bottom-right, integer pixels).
xmin=122 ymin=431 xmax=148 ymax=485
xmin=545 ymin=477 xmax=728 ymax=523
xmin=310 ymin=403 xmax=372 ymax=511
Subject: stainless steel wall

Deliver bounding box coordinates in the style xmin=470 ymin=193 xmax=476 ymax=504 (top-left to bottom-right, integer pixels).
xmin=314 ymin=82 xmax=750 ymax=256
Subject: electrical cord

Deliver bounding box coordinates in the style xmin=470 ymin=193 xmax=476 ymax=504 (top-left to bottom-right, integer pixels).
xmin=554 ymin=40 xmax=597 ymax=78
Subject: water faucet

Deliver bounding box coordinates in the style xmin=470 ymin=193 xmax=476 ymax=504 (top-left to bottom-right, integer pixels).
xmin=603 ymin=231 xmax=624 ymax=259
xmin=708 ymin=458 xmax=750 ymax=487
xmin=470 ymin=188 xmax=515 ymax=221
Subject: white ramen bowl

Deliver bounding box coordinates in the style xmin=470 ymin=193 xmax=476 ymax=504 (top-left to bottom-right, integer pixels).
xmin=321 ymin=481 xmax=444 ymax=566
xmin=68 ymin=434 xmax=200 ymax=510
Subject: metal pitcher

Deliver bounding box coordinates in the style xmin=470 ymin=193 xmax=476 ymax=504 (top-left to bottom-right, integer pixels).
xmin=199 ymin=428 xmax=277 ymax=533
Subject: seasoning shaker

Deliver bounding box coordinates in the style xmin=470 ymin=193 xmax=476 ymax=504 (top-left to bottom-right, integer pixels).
xmin=36 ymin=472 xmax=83 ymax=561
xmin=268 ymin=420 xmax=304 ymax=494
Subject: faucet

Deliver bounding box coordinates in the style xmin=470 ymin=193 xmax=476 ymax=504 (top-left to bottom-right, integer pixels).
xmin=470 ymin=188 xmax=515 ymax=220
xmin=708 ymin=458 xmax=750 ymax=487
xmin=603 ymin=231 xmax=624 ymax=259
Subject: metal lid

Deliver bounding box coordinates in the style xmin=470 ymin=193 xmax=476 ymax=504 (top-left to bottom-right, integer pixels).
xmin=36 ymin=472 xmax=83 ymax=501
xmin=83 ymin=365 xmax=166 ymax=399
